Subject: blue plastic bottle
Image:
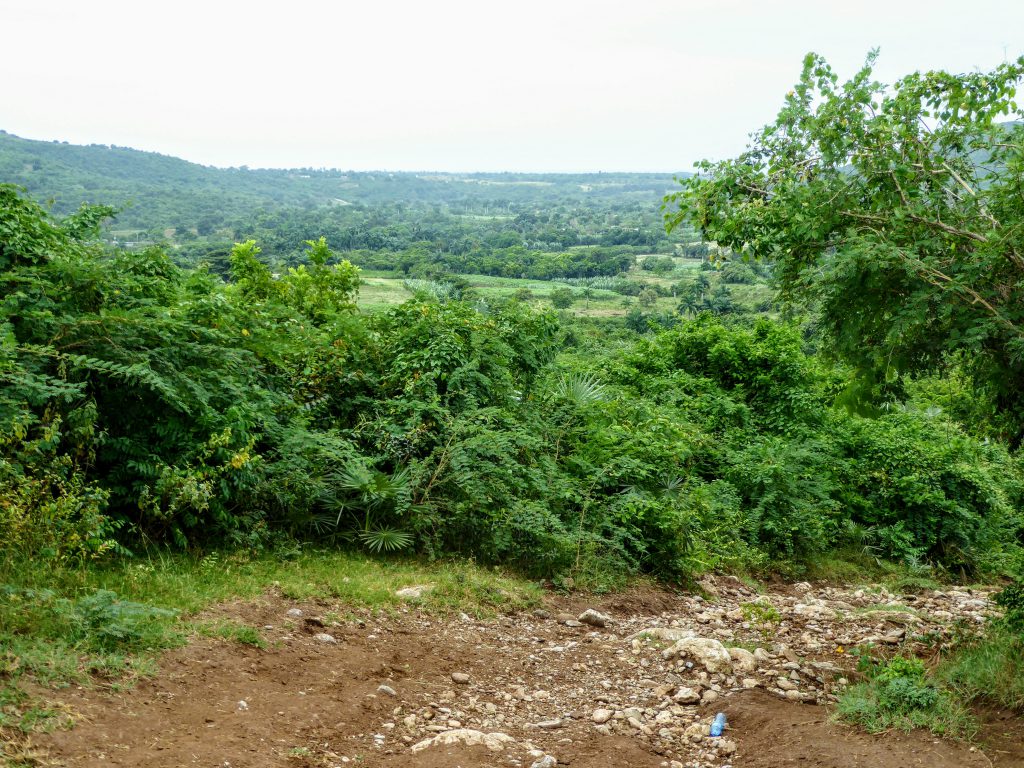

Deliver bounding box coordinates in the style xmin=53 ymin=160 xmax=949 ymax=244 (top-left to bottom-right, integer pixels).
xmin=710 ymin=712 xmax=727 ymax=737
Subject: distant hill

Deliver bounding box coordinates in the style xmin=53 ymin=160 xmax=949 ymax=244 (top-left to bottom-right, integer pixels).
xmin=0 ymin=131 xmax=687 ymax=233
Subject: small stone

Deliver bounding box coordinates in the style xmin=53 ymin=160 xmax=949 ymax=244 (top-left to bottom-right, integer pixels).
xmin=627 ymin=716 xmax=650 ymax=733
xmin=396 ymin=585 xmax=429 ymax=599
xmin=377 ymin=684 xmax=397 ymax=697
xmin=700 ymin=689 xmax=719 ymax=705
xmin=236 ymin=700 xmax=248 ymax=711
xmin=578 ymin=609 xmax=612 ymax=627
xmin=451 ymin=672 xmax=471 ymax=684
xmin=784 ymin=689 xmax=804 ymax=701
xmin=727 ymin=647 xmax=757 ymax=673
xmin=314 ymin=633 xmax=337 ymax=644
xmin=592 ymin=708 xmax=614 ymax=724
xmin=718 ymin=738 xmax=737 ymax=754
xmin=673 ymin=687 xmax=701 ymax=704
xmin=530 ymin=757 xmax=558 ymax=768
xmin=536 ymin=719 xmax=564 ymax=729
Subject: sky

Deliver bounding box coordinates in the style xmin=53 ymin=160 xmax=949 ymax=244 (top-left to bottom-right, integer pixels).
xmin=2 ymin=0 xmax=1022 ymax=173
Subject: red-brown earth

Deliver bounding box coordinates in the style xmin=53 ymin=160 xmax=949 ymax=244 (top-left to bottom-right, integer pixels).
xmin=20 ymin=579 xmax=1024 ymax=768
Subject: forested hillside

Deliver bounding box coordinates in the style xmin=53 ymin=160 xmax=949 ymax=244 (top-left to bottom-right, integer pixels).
xmin=0 ymin=131 xmax=686 ymax=268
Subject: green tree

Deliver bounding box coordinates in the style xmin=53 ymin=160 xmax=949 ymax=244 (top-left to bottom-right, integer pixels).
xmin=550 ymin=286 xmax=575 ymax=309
xmin=667 ymin=52 xmax=1024 ymax=441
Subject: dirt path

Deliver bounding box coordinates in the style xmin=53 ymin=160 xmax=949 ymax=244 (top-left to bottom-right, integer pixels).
xmin=31 ymin=578 xmax=1023 ymax=767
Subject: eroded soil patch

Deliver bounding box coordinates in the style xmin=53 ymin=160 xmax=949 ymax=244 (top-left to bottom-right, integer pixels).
xmin=31 ymin=579 xmax=1020 ymax=768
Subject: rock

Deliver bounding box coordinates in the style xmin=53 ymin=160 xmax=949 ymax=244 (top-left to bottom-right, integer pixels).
xmin=793 ymin=603 xmax=838 ymax=620
xmin=784 ymin=689 xmax=805 ymax=701
xmin=623 ymin=707 xmax=643 ymax=721
xmin=285 ymin=608 xmax=303 ymax=617
xmin=536 ymin=719 xmax=564 ymax=730
xmin=793 ymin=581 xmax=812 ymax=593
xmin=629 ymin=627 xmax=696 ymax=644
xmin=403 ymin=714 xmax=417 ymax=728
xmin=314 ymin=632 xmax=337 ymax=644
xmin=700 ymin=689 xmax=719 ymax=705
xmin=627 ymin=717 xmax=651 ymax=734
xmin=530 ymin=757 xmax=558 ymax=768
xmin=776 ymin=678 xmax=798 ymax=691
xmin=727 ymin=647 xmax=757 ymax=673
xmin=742 ymin=677 xmax=759 ymax=689
xmin=451 ymin=672 xmax=471 ymax=684
xmin=718 ymin=738 xmax=737 ymax=754
xmin=236 ymin=700 xmax=248 ymax=711
xmin=672 ymin=687 xmax=701 ymax=704
xmin=684 ymin=722 xmax=710 ymax=740
xmin=663 ymin=637 xmax=733 ymax=674
xmin=396 ymin=585 xmax=430 ymax=599
xmin=578 ymin=608 xmax=612 ymax=627
xmin=377 ymin=684 xmax=397 ymax=697
xmin=753 ymin=647 xmax=772 ymax=662
xmin=591 ymin=708 xmax=614 ymax=724
xmin=410 ymin=729 xmax=516 ymax=753
xmin=563 ymin=620 xmax=584 ymax=628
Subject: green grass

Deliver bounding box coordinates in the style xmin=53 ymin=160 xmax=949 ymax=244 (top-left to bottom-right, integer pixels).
xmin=939 ymin=625 xmax=1024 ymax=711
xmin=353 ymin=260 xmax=777 ymax=320
xmin=836 ymin=654 xmax=977 ymax=739
xmin=740 ymin=600 xmax=782 ymax=625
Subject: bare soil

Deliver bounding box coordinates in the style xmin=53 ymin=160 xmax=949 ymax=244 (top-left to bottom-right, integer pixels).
xmin=28 ymin=582 xmax=1024 ymax=768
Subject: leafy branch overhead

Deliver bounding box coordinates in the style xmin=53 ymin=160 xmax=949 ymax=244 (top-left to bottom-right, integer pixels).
xmin=667 ymin=52 xmax=1024 ymax=442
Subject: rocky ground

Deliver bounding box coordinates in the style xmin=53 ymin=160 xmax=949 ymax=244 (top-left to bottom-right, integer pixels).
xmin=32 ymin=577 xmax=1022 ymax=768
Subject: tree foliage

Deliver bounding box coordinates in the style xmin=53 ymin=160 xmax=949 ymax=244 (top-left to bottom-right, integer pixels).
xmin=667 ymin=52 xmax=1024 ymax=442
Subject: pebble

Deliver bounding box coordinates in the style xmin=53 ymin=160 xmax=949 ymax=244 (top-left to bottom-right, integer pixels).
xmin=377 ymin=684 xmax=397 ymax=697
xmin=314 ymin=633 xmax=337 ymax=644
xmin=451 ymin=672 xmax=471 ymax=684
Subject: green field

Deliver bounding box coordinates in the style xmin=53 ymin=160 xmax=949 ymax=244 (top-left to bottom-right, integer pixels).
xmin=356 ymin=257 xmax=774 ymax=319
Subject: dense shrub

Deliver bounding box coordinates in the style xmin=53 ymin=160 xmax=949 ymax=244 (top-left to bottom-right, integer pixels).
xmin=2 ymin=186 xmax=1022 ymax=580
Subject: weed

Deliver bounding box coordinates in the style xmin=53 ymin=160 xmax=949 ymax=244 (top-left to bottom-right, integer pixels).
xmin=200 ymin=621 xmax=266 ymax=649
xmin=836 ymin=650 xmax=976 ymax=738
xmin=740 ymin=600 xmax=781 ymax=626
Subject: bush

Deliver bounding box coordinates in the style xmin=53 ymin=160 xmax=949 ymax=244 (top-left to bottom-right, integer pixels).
xmin=837 ymin=653 xmax=974 ymax=738
xmin=550 ymin=286 xmax=575 ymax=308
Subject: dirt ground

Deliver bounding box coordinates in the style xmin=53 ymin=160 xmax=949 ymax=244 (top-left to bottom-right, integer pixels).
xmin=27 ymin=582 xmax=1024 ymax=768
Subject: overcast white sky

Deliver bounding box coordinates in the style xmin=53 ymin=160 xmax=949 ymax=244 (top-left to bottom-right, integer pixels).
xmin=2 ymin=0 xmax=1021 ymax=172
